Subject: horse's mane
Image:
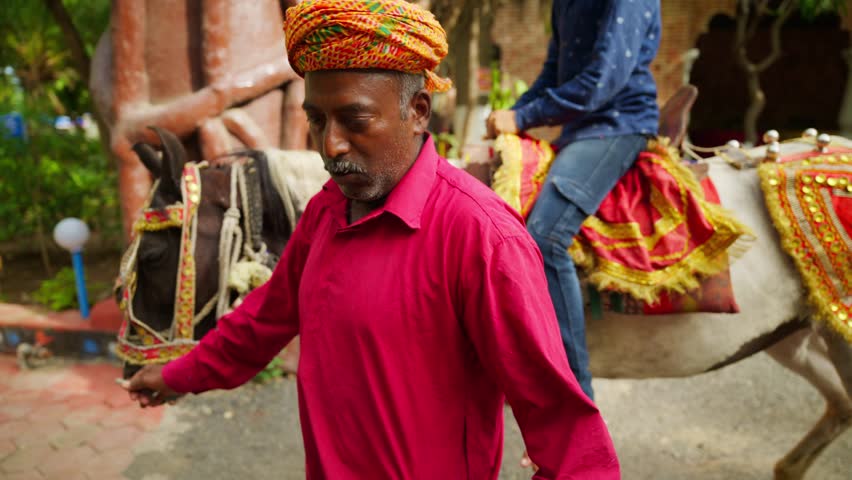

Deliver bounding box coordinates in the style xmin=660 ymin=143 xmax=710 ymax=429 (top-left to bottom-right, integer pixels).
xmin=234 ymin=150 xmax=291 ymax=238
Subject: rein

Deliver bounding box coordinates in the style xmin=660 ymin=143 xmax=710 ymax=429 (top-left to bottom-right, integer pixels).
xmin=116 ymin=158 xmax=275 ymax=364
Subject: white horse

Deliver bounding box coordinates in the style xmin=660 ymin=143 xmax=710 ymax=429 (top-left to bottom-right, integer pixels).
xmin=586 ymin=137 xmax=852 ymax=479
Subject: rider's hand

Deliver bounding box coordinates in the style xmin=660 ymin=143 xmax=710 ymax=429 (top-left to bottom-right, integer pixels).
xmin=118 ymin=364 xmax=183 ymax=408
xmin=485 ymin=110 xmax=519 ymax=139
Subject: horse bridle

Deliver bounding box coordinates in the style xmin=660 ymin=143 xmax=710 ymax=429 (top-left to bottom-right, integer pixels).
xmin=115 ymin=158 xmax=274 ymax=365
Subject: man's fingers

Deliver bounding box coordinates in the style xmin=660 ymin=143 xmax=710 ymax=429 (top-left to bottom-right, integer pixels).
xmin=136 ymin=391 xmax=166 ymax=408
xmin=126 ymin=369 xmax=147 ymax=391
xmin=117 ymin=365 xmax=175 ymax=409
xmin=126 ymin=364 xmax=159 ymax=391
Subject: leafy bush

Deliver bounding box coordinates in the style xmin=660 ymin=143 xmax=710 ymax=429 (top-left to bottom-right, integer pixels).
xmin=0 ymin=127 xmax=121 ymax=244
xmin=32 ymin=265 xmax=108 ymax=311
xmin=252 ymin=356 xmax=285 ymax=384
xmin=435 ymin=131 xmax=460 ymax=159
xmin=0 ymin=0 xmax=118 ymax=246
xmin=488 ymin=61 xmax=528 ymax=111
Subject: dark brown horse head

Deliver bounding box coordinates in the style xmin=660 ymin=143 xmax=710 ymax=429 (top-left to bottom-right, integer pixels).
xmin=120 ymin=127 xmax=292 ymax=378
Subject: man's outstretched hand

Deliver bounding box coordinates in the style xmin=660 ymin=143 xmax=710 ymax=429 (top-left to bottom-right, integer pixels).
xmin=117 ymin=364 xmax=183 ymax=408
xmin=485 ymin=109 xmax=519 ymax=139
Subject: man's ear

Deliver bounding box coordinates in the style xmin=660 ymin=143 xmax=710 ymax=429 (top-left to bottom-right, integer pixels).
xmin=410 ymin=89 xmax=432 ymax=135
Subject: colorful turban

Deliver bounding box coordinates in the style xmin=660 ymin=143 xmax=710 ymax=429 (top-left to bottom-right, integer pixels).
xmin=284 ymin=0 xmax=452 ymax=92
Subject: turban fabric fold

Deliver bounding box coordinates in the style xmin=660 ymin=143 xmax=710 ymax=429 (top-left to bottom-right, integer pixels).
xmin=285 ymin=0 xmax=452 ymax=92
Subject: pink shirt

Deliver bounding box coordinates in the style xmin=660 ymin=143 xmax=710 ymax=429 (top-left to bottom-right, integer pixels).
xmin=163 ymin=136 xmax=619 ymax=479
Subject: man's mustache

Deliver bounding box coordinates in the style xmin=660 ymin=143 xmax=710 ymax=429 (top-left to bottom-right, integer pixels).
xmin=324 ymin=159 xmax=366 ymax=175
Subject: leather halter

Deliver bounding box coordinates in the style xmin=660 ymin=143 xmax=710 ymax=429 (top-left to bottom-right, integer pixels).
xmin=115 ymin=156 xmax=276 ymax=365
xmin=115 ymin=163 xmax=207 ymax=364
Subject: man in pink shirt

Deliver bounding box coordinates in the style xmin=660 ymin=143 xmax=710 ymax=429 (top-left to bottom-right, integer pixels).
xmin=123 ymin=1 xmax=619 ymax=478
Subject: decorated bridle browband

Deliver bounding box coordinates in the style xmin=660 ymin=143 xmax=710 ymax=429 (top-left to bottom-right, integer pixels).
xmin=116 ymin=162 xmax=206 ymax=364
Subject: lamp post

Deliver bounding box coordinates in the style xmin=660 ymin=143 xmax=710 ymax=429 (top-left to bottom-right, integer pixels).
xmin=53 ymin=218 xmax=91 ymax=319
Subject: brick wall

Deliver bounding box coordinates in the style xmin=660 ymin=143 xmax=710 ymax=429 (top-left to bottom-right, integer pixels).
xmin=492 ymin=0 xmax=737 ymax=106
xmin=492 ymin=0 xmax=551 ymax=88
xmin=491 ymin=0 xmax=556 ymax=139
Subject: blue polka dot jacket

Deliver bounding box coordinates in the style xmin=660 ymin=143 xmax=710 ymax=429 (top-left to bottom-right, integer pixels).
xmin=512 ymin=0 xmax=661 ymax=147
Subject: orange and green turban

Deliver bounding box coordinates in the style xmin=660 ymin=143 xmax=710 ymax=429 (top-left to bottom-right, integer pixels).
xmin=284 ymin=0 xmax=452 ymax=92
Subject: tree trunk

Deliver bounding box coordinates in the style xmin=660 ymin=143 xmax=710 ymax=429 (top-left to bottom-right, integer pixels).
xmin=742 ymin=66 xmax=764 ymax=146
xmin=42 ymin=0 xmax=90 ymax=85
xmin=459 ymin=4 xmax=480 ymax=146
xmin=25 ymin=118 xmax=53 ymax=276
xmin=42 ymin=0 xmax=113 ymax=158
xmin=734 ymin=0 xmax=795 ymax=145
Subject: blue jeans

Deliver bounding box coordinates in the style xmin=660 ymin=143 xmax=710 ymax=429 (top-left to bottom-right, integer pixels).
xmin=527 ymin=135 xmax=647 ymax=400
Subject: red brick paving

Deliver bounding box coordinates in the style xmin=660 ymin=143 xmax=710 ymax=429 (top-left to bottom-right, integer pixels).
xmin=0 ymin=300 xmax=122 ymax=333
xmin=0 ymin=355 xmax=164 ymax=479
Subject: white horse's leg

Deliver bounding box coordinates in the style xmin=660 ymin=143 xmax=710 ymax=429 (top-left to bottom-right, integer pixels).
xmin=765 ymin=327 xmax=852 ymax=480
xmin=817 ymin=323 xmax=852 ymax=399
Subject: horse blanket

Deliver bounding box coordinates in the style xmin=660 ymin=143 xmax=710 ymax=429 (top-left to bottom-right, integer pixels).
xmin=759 ymin=149 xmax=852 ymax=342
xmin=490 ymin=134 xmax=751 ymax=314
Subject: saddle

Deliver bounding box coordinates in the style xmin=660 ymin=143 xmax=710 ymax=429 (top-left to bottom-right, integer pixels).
xmin=491 ymin=133 xmax=751 ymax=315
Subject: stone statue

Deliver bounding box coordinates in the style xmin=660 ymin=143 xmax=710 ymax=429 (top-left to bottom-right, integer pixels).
xmin=90 ymin=0 xmax=309 ymax=236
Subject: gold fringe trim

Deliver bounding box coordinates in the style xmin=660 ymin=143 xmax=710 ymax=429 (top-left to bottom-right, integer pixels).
xmin=758 ymin=161 xmax=852 ymax=344
xmin=570 ymin=137 xmax=754 ymax=304
xmin=491 ymin=134 xmax=556 ymax=217
xmin=491 ymin=134 xmax=524 ymax=212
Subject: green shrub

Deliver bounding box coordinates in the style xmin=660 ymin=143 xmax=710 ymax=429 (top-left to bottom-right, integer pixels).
xmin=488 ymin=61 xmax=528 ymax=111
xmin=252 ymin=356 xmax=285 ymax=384
xmin=0 ymin=128 xmax=121 ymax=244
xmin=32 ymin=266 xmax=107 ymax=311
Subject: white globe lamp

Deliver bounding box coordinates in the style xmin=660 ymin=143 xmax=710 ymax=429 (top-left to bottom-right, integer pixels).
xmin=53 ymin=218 xmax=90 ymax=253
xmin=52 ymin=218 xmax=91 ymax=318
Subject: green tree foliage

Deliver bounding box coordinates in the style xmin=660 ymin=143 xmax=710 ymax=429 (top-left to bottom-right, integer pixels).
xmin=0 ymin=0 xmax=109 ymax=116
xmin=0 ymin=128 xmax=119 ymax=243
xmin=798 ymin=0 xmax=847 ymax=20
xmin=0 ymin=1 xmax=117 ymax=253
xmin=487 ymin=61 xmax=528 ymax=111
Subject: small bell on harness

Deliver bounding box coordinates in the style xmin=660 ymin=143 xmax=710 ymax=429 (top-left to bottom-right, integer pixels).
xmin=762 ymin=129 xmax=780 ymax=144
xmin=802 ymin=128 xmax=818 ymax=141
xmin=763 ymin=141 xmax=781 ymax=163
xmin=816 ymin=134 xmax=831 ymax=154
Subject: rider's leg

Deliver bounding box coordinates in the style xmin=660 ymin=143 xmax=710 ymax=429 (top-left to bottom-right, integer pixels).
xmin=526 ymin=135 xmax=647 ymax=400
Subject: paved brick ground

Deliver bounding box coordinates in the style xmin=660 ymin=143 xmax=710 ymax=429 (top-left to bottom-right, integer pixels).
xmin=0 ymin=355 xmax=163 ymax=479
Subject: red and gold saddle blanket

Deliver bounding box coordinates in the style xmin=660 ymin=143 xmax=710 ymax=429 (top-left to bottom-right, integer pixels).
xmin=491 ymin=134 xmax=752 ymax=314
xmin=758 ymin=150 xmax=852 ymax=342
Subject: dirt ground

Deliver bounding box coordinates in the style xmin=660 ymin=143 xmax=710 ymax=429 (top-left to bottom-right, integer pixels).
xmin=124 ymin=352 xmax=851 ymax=480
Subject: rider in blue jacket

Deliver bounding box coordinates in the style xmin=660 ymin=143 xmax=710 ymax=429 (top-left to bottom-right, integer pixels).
xmin=486 ymin=0 xmax=661 ymax=399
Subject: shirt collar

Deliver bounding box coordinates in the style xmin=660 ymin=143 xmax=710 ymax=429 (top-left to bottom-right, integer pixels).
xmin=381 ymin=134 xmax=438 ymax=229
xmin=322 ymin=134 xmax=439 ymax=230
